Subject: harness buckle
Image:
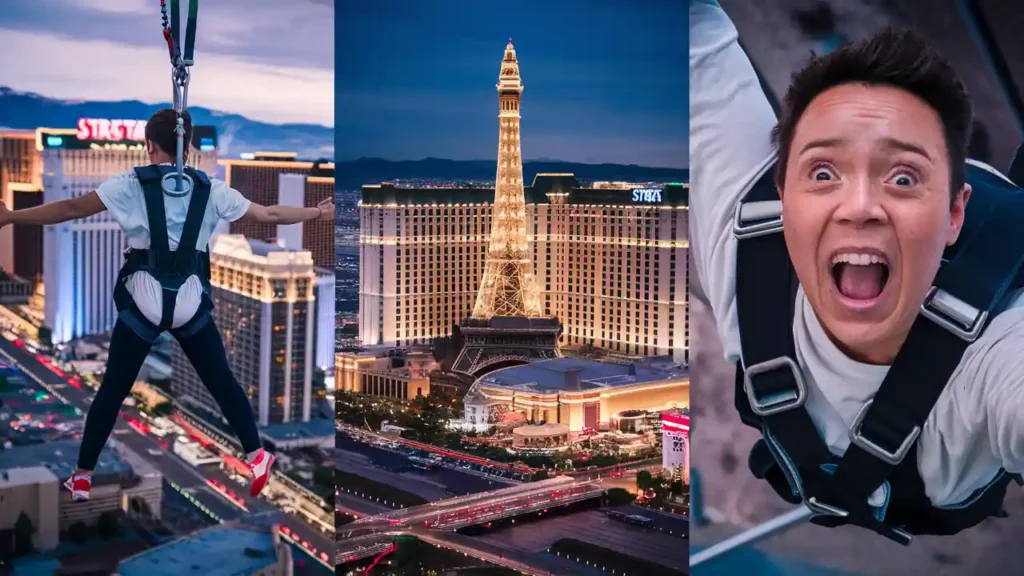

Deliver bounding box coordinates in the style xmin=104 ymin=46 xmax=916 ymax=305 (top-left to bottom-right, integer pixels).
xmin=743 ymin=356 xmax=807 ymax=417
xmin=920 ymin=287 xmax=987 ymax=342
xmin=849 ymin=399 xmax=920 ymax=466
xmin=806 ymin=496 xmax=849 ymax=518
xmin=733 ymin=200 xmax=784 ymax=240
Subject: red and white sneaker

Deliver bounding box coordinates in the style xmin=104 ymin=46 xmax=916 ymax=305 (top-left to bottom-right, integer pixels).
xmin=248 ymin=449 xmax=275 ymax=497
xmin=63 ymin=474 xmax=92 ymax=501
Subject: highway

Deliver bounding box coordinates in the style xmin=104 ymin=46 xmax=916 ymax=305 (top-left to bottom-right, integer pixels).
xmin=0 ymin=336 xmax=333 ymax=568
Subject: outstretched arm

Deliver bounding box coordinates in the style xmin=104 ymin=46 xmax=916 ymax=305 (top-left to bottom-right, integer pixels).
xmin=241 ymin=197 xmax=334 ymax=225
xmin=0 ymin=192 xmax=106 ymax=227
xmin=690 ymin=0 xmax=779 ymax=362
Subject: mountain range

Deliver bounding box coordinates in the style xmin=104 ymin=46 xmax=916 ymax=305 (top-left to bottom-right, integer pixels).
xmin=0 ymin=87 xmax=334 ymax=160
xmin=0 ymin=87 xmax=689 ymax=183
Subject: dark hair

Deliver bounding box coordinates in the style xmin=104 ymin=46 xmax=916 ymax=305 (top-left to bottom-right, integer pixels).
xmin=771 ymin=27 xmax=973 ymax=202
xmin=145 ymin=108 xmax=192 ymax=162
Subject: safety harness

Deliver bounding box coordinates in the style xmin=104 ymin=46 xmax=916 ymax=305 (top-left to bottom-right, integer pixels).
xmin=733 ymin=160 xmax=1024 ymax=544
xmin=111 ymin=1 xmax=209 ymax=343
xmin=113 ymin=165 xmax=214 ymax=343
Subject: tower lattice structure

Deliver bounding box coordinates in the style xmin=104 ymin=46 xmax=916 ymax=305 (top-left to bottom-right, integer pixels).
xmin=471 ymin=40 xmax=544 ymax=320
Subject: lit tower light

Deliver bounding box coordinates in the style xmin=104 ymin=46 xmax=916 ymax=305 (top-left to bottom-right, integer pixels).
xmin=471 ymin=39 xmax=544 ymax=319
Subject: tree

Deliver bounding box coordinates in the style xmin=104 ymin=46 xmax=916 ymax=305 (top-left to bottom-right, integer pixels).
xmin=604 ymin=488 xmax=636 ymax=506
xmin=636 ymin=470 xmax=653 ymax=491
xmin=313 ymin=465 xmax=335 ymax=493
xmin=66 ymin=521 xmax=89 ymax=545
xmin=12 ymin=512 xmax=35 ymax=557
xmin=37 ymin=326 xmax=52 ymax=349
xmin=96 ymin=511 xmax=122 ymax=540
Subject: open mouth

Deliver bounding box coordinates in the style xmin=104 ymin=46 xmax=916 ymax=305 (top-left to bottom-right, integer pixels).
xmin=831 ymin=253 xmax=890 ymax=301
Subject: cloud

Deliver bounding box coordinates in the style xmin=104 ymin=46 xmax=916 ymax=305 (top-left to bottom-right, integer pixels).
xmin=0 ymin=0 xmax=333 ymax=70
xmin=0 ymin=29 xmax=333 ymax=126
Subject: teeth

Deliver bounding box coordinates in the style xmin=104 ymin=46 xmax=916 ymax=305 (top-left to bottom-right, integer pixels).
xmin=831 ymin=253 xmax=887 ymax=266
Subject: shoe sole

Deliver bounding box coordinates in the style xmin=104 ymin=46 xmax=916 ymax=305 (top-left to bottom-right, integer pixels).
xmin=249 ymin=453 xmax=275 ymax=498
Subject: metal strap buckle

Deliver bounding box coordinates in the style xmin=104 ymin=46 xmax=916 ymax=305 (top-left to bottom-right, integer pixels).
xmin=733 ymin=200 xmax=784 ymax=239
xmin=743 ymin=356 xmax=807 ymax=417
xmin=849 ymin=400 xmax=920 ymax=466
xmin=806 ymin=496 xmax=849 ymax=518
xmin=919 ymin=286 xmax=986 ymax=342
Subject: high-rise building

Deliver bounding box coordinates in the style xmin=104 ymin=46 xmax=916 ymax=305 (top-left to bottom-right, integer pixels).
xmin=170 ymin=235 xmax=317 ymax=427
xmin=0 ymin=130 xmax=43 ymax=283
xmin=314 ymin=268 xmax=335 ymax=372
xmin=220 ymin=155 xmax=335 ymax=269
xmin=360 ymin=176 xmax=689 ymax=364
xmin=39 ymin=120 xmax=218 ymax=343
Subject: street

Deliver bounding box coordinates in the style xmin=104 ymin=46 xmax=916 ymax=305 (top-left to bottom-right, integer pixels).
xmin=0 ymin=336 xmax=333 ymax=569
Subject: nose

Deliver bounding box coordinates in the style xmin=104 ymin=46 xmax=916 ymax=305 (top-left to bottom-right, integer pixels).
xmin=832 ymin=176 xmax=887 ymax=226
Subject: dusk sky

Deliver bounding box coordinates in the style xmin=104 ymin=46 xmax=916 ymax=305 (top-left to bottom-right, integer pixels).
xmin=0 ymin=0 xmax=333 ymax=126
xmin=336 ymin=0 xmax=688 ymax=168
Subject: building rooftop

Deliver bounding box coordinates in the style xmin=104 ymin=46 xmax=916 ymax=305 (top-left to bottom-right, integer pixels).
xmin=0 ymin=438 xmax=132 ymax=484
xmin=478 ymin=357 xmax=685 ymax=393
xmin=362 ymin=173 xmax=689 ymax=207
xmin=0 ymin=465 xmax=57 ymax=487
xmin=260 ymin=418 xmax=334 ymax=443
xmin=116 ymin=523 xmax=283 ymax=576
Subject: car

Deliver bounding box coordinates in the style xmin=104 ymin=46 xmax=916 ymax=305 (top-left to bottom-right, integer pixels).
xmin=148 ymin=448 xmax=163 ymax=456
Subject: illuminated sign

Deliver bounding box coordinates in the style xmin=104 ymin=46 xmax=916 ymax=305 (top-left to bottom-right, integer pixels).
xmin=76 ymin=118 xmax=147 ymax=142
xmin=631 ymin=188 xmax=662 ymax=203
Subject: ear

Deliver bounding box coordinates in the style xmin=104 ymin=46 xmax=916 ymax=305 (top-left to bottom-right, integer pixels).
xmin=146 ymin=140 xmax=154 ymax=155
xmin=947 ymin=183 xmax=971 ymax=246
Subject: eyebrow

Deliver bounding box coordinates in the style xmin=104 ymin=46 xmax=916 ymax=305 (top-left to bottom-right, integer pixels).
xmin=878 ymin=137 xmax=933 ymax=162
xmin=798 ymin=136 xmax=933 ymax=162
xmin=798 ymin=138 xmax=843 ymax=155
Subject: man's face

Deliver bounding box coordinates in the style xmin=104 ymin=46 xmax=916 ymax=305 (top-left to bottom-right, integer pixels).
xmin=780 ymin=83 xmax=969 ymax=364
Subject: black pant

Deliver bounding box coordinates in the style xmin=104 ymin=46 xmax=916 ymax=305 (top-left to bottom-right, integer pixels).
xmin=77 ymin=317 xmax=262 ymax=471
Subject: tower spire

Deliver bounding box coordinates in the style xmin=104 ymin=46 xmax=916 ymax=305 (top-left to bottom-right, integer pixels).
xmin=470 ymin=41 xmax=542 ymax=319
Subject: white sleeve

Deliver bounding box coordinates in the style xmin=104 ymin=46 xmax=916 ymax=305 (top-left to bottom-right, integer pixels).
xmin=689 ymin=0 xmax=780 ymax=363
xmin=95 ymin=171 xmax=137 ymax=222
xmin=212 ymin=179 xmax=252 ymax=223
xmin=979 ymin=311 xmax=1024 ymax=474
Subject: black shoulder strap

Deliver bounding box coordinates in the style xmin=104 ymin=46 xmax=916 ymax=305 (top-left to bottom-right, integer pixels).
xmin=135 ymin=166 xmax=172 ymax=268
xmin=175 ymin=167 xmax=212 ymax=272
xmin=733 ymin=167 xmax=833 ymax=468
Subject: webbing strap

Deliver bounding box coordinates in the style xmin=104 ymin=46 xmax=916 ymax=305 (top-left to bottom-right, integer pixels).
xmin=169 ymin=0 xmax=180 ymax=63
xmin=183 ymin=0 xmax=199 ymax=63
xmin=175 ymin=173 xmax=211 ymax=272
xmin=734 ymin=172 xmax=833 ymax=471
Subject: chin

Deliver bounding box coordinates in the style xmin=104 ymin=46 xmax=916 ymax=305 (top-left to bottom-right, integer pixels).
xmin=820 ymin=317 xmax=897 ymax=365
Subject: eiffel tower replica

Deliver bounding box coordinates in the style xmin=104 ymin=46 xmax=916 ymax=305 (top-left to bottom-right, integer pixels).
xmin=452 ymin=40 xmax=562 ymax=377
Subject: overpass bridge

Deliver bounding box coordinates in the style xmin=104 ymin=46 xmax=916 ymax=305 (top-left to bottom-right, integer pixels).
xmin=349 ymin=476 xmax=603 ymax=530
xmin=338 ymin=476 xmax=606 ymax=570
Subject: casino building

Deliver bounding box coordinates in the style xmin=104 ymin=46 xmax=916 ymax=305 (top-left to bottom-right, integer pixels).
xmin=359 ymin=174 xmax=689 ymax=364
xmin=461 ymin=356 xmax=688 ymax=433
xmin=37 ymin=119 xmax=218 ymax=343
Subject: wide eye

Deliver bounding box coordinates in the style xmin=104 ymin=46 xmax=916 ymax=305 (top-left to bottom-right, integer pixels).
xmin=888 ymin=171 xmax=917 ymax=187
xmin=810 ymin=165 xmax=836 ymax=182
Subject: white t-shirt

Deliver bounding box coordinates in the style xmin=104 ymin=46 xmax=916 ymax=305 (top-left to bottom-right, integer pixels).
xmin=690 ymin=0 xmax=1024 ymax=508
xmin=96 ymin=168 xmax=252 ymax=328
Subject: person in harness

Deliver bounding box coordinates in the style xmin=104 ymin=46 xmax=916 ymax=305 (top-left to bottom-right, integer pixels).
xmin=690 ymin=0 xmax=1024 ymax=544
xmin=0 ymin=108 xmax=334 ymax=501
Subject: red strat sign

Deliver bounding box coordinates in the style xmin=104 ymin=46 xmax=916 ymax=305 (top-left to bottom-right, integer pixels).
xmin=76 ymin=118 xmax=147 ymax=142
